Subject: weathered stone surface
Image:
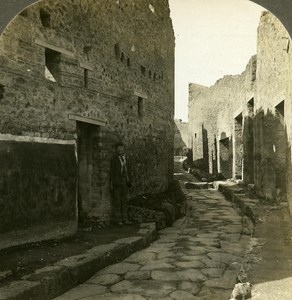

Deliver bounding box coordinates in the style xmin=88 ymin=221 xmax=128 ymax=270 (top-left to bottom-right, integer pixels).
xmin=97 ymin=262 xmax=141 ymax=275
xmin=207 ymin=252 xmax=242 ymax=265
xmin=111 ymin=280 xmax=176 ymax=297
xmin=22 ymin=265 xmax=75 ymax=299
xmin=170 ymin=290 xmax=199 ymax=300
xmin=198 ymin=287 xmax=232 ymax=300
xmin=203 ymin=270 xmax=236 ymax=289
xmin=54 ymin=284 xmax=107 ymax=300
xmin=145 ymin=243 xmax=176 ymax=253
xmin=0 ymin=281 xmax=43 ymax=300
xmin=221 ymin=233 xmax=241 ymax=242
xmin=124 ymin=271 xmax=151 ymax=280
xmin=185 ymin=182 xmax=208 ymax=189
xmin=184 ymin=247 xmax=208 ymax=256
xmin=140 ymin=262 xmax=175 ymax=270
xmin=56 ymin=246 xmax=130 ymax=283
xmin=115 ymin=237 xmax=144 ymax=252
xmin=159 ymin=227 xmax=180 ymax=235
xmin=201 ymin=268 xmax=225 ymax=278
xmin=173 ymin=261 xmax=204 ymax=269
xmin=161 ymin=202 xmax=176 ymax=225
xmin=88 ymin=274 xmax=121 ymax=286
xmin=157 ymin=251 xmax=176 ymax=259
xmin=151 ymin=269 xmax=207 ymax=282
xmin=125 ymin=251 xmax=156 ymax=263
xmin=180 ymin=255 xmax=206 ymax=261
xmin=191 ymin=238 xmax=219 ymax=247
xmin=75 ymin=293 xmax=146 ymax=300
xmin=177 ymin=282 xmax=201 ymax=296
xmin=220 ymin=241 xmax=247 ymax=256
xmin=201 ymin=258 xmax=226 ymax=268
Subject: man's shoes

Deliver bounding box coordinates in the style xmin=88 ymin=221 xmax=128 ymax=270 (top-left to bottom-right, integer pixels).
xmin=123 ymin=220 xmax=133 ymax=225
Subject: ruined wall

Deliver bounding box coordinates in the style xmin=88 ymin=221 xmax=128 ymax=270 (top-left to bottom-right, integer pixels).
xmin=0 ymin=0 xmax=174 ymax=239
xmin=188 ymin=11 xmax=292 ymax=208
xmin=174 ymin=119 xmax=188 ymax=156
xmin=255 ymin=11 xmax=291 ymax=202
xmin=188 ymin=59 xmax=255 ymax=178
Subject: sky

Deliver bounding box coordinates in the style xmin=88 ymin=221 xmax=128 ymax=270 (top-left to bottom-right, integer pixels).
xmin=169 ymin=0 xmax=265 ymax=121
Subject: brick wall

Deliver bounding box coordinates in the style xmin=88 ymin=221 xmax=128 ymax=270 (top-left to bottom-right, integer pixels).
xmin=0 ymin=0 xmax=174 ymax=239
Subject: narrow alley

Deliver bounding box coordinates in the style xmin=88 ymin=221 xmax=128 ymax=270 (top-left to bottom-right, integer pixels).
xmin=2 ymin=1 xmax=292 ymax=299
xmin=52 ymin=165 xmax=250 ymax=300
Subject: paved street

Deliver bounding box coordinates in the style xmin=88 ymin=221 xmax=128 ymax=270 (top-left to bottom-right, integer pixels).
xmin=54 ymin=171 xmax=250 ymax=300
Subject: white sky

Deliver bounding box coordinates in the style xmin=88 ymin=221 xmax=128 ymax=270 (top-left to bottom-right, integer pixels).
xmin=169 ymin=0 xmax=265 ymax=121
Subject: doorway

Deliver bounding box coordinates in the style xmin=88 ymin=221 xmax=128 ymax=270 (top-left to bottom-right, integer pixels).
xmin=77 ymin=121 xmax=100 ymax=221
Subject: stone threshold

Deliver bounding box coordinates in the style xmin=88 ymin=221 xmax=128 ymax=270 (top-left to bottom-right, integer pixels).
xmin=0 ymin=223 xmax=157 ymax=300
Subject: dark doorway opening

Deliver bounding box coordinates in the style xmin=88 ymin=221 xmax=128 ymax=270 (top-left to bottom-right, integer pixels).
xmin=244 ymin=98 xmax=255 ymax=183
xmin=77 ymin=121 xmax=100 ymax=222
xmin=219 ymin=137 xmax=232 ymax=178
xmin=234 ymin=113 xmax=243 ymax=179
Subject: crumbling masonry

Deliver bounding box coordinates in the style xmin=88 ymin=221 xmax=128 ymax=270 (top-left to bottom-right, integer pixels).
xmin=189 ymin=11 xmax=292 ymax=213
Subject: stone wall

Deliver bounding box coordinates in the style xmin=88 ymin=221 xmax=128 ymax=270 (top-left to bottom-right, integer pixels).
xmin=254 ymin=11 xmax=291 ymax=203
xmin=0 ymin=0 xmax=174 ymax=240
xmin=188 ymin=58 xmax=255 ymax=178
xmin=189 ymin=11 xmax=292 ymax=209
xmin=174 ymin=119 xmax=188 ymax=156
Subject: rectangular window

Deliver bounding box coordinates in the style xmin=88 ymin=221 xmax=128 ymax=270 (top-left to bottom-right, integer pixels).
xmin=234 ymin=113 xmax=243 ymax=179
xmin=140 ymin=65 xmax=146 ymax=76
xmin=40 ymin=9 xmax=51 ymax=27
xmin=0 ymin=84 xmax=4 ymax=99
xmin=45 ymin=48 xmax=61 ymax=82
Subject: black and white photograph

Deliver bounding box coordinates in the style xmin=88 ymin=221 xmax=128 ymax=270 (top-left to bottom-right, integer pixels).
xmin=0 ymin=0 xmax=292 ymax=299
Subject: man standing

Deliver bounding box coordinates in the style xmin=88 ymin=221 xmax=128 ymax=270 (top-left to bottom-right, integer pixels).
xmin=109 ymin=142 xmax=132 ymax=226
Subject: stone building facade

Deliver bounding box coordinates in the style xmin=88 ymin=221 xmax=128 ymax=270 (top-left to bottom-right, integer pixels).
xmin=0 ymin=0 xmax=174 ymax=245
xmin=174 ymin=119 xmax=189 ymax=156
xmin=189 ymin=11 xmax=292 ymax=212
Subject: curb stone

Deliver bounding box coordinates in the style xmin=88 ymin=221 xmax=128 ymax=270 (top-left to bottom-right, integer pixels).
xmin=0 ymin=223 xmax=157 ymax=300
xmin=218 ymin=183 xmax=262 ymax=225
xmin=217 ymin=183 xmax=267 ymax=297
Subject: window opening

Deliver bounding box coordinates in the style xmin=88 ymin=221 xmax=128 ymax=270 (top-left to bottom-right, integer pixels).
xmin=40 ymin=9 xmax=51 ymax=27
xmin=45 ymin=48 xmax=61 ymax=82
xmin=140 ymin=65 xmax=146 ymax=76
xmin=0 ymin=84 xmax=5 ymax=99
xmin=114 ymin=43 xmax=120 ymax=58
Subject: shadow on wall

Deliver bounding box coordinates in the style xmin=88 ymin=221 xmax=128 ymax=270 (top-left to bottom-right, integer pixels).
xmin=202 ymin=125 xmax=209 ymax=171
xmin=251 ymin=108 xmax=291 ymax=204
xmin=190 ymin=106 xmax=292 ymax=205
xmin=212 ymin=135 xmax=218 ymax=175
xmin=219 ymin=133 xmax=233 ymax=179
xmin=192 ymin=124 xmax=209 ymax=171
xmin=174 ymin=121 xmax=188 ymax=156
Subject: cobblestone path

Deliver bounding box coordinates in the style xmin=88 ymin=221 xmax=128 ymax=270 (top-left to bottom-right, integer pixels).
xmin=54 ymin=174 xmax=250 ymax=300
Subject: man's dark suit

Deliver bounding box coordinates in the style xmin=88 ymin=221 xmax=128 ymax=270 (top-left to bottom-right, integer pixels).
xmin=109 ymin=154 xmax=132 ymax=223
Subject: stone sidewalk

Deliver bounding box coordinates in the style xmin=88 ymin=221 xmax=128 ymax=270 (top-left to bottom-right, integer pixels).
xmin=53 ymin=170 xmax=251 ymax=300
